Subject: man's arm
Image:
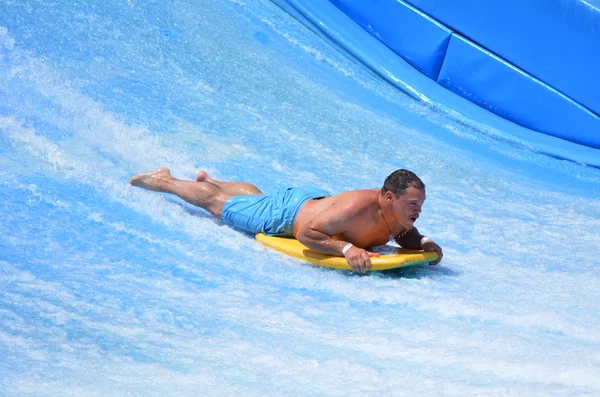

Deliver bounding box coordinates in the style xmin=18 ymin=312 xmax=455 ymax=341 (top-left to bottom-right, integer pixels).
xmin=396 ymin=227 xmax=443 ymax=265
xmin=395 ymin=226 xmax=422 ymax=249
xmin=296 ymin=202 xmax=379 ymax=273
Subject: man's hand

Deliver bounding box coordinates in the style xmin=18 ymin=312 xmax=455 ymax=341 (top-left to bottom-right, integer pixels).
xmin=344 ymin=245 xmax=380 ymax=273
xmin=422 ymin=240 xmax=443 ymax=265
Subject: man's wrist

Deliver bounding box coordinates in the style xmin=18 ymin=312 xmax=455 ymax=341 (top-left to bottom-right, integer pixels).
xmin=420 ymin=236 xmax=432 ymax=248
xmin=342 ymin=242 xmax=353 ymax=255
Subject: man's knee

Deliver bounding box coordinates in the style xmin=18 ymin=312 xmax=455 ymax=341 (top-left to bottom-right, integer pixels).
xmin=208 ymin=194 xmax=230 ymax=219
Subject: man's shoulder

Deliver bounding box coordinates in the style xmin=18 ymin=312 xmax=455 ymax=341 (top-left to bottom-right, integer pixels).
xmin=337 ymin=188 xmax=379 ymax=198
xmin=333 ymin=189 xmax=379 ymax=210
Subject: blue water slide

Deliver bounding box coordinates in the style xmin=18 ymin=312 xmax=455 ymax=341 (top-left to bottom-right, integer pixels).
xmin=271 ymin=0 xmax=600 ymax=167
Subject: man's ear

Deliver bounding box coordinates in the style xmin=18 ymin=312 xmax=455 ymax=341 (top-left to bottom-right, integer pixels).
xmin=384 ymin=191 xmax=394 ymax=202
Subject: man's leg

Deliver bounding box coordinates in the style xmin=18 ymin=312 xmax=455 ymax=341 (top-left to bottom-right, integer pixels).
xmin=130 ymin=168 xmax=231 ymax=218
xmin=195 ymin=171 xmax=263 ymax=196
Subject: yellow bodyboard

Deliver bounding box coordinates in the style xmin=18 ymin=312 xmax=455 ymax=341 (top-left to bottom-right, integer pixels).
xmin=256 ymin=233 xmax=438 ymax=271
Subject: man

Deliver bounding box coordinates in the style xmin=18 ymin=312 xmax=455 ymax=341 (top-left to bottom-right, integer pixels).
xmin=129 ymin=168 xmax=443 ymax=272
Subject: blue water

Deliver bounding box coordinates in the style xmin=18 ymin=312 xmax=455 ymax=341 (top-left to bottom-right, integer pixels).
xmin=1 ymin=1 xmax=599 ymax=395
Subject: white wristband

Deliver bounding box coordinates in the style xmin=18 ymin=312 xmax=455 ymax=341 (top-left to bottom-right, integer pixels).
xmin=342 ymin=243 xmax=353 ymax=255
xmin=420 ymin=236 xmax=432 ymax=247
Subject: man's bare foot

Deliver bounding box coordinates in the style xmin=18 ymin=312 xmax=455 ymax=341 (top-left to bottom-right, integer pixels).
xmin=195 ymin=170 xmax=219 ymax=185
xmin=195 ymin=170 xmax=209 ymax=182
xmin=130 ymin=168 xmax=172 ymax=191
xmin=195 ymin=170 xmax=262 ymax=195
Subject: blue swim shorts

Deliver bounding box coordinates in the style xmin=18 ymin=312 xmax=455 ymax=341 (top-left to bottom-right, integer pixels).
xmin=221 ymin=187 xmax=330 ymax=237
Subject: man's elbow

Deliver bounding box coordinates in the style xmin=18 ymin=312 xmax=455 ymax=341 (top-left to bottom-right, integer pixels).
xmin=295 ymin=227 xmax=311 ymax=245
xmin=296 ymin=226 xmax=325 ymax=248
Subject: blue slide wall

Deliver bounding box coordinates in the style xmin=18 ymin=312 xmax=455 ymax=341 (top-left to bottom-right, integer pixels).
xmin=271 ymin=0 xmax=600 ymax=165
xmin=404 ymin=0 xmax=600 ymax=118
xmin=329 ymin=0 xmax=600 ymax=149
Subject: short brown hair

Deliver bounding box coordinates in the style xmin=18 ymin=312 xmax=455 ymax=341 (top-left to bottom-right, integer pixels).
xmin=381 ymin=169 xmax=425 ymax=197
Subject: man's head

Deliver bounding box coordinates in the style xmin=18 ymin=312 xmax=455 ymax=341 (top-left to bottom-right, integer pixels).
xmin=381 ymin=169 xmax=426 ymax=228
xmin=381 ymin=169 xmax=425 ymax=197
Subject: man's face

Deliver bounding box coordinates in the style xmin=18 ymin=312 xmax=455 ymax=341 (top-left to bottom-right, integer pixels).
xmin=389 ymin=187 xmax=426 ymax=228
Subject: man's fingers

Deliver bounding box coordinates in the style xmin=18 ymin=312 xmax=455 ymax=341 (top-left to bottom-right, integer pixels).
xmin=429 ymin=246 xmax=443 ymax=265
xmin=350 ymin=253 xmax=372 ymax=273
xmin=363 ymin=253 xmax=373 ymax=271
xmin=357 ymin=260 xmax=371 ymax=273
xmin=365 ymin=257 xmax=372 ymax=271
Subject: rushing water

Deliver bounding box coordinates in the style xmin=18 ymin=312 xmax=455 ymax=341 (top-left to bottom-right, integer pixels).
xmin=1 ymin=1 xmax=599 ymax=396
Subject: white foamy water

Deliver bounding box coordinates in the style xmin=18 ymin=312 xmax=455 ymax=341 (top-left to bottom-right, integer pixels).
xmin=1 ymin=0 xmax=599 ymax=396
